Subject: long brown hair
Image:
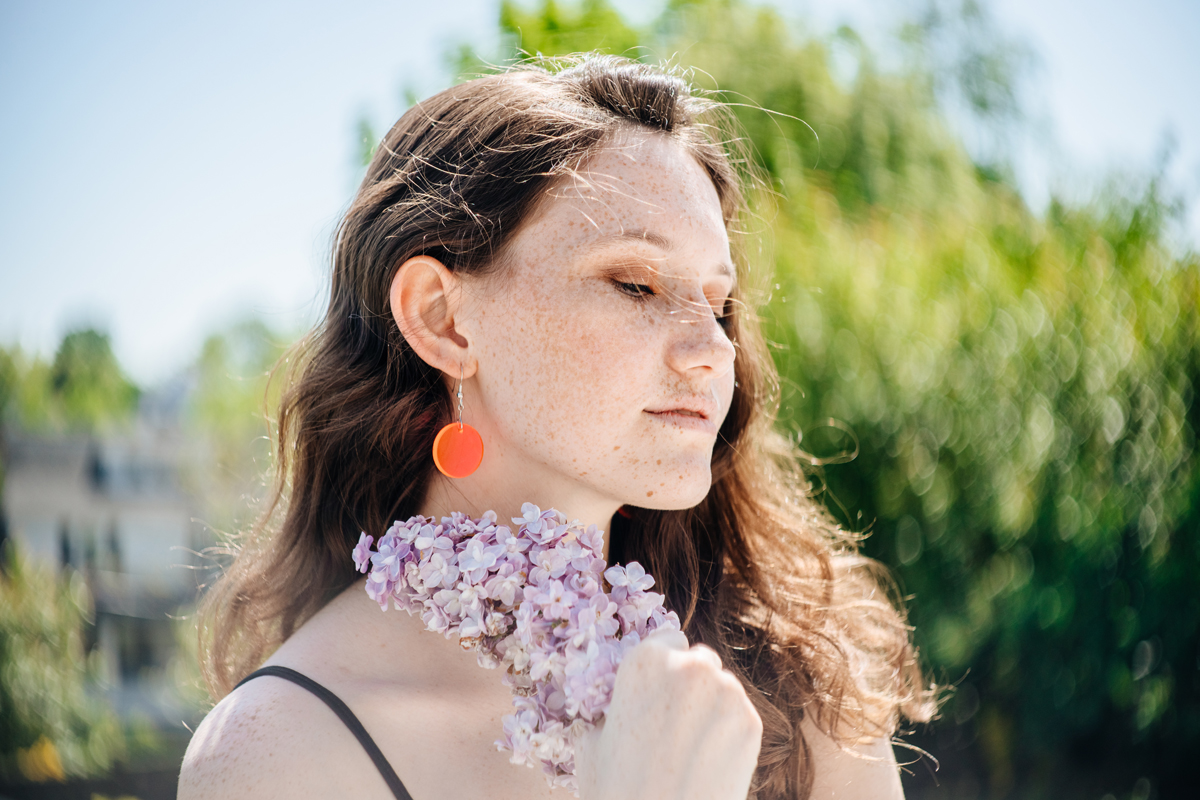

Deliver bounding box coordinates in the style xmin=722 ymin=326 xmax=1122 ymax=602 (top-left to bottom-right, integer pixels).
xmin=199 ymin=55 xmax=935 ymax=799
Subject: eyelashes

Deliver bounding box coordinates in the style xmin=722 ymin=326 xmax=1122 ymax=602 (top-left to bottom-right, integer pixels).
xmin=610 ymin=279 xmax=734 ymax=327
xmin=613 ymin=280 xmax=655 ymax=299
xmin=714 ymin=300 xmax=734 ymax=328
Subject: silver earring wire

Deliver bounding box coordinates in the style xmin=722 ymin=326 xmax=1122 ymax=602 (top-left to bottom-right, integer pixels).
xmin=456 ymin=364 xmax=464 ymax=431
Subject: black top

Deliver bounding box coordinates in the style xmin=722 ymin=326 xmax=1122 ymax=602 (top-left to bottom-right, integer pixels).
xmin=235 ymin=666 xmax=414 ymax=800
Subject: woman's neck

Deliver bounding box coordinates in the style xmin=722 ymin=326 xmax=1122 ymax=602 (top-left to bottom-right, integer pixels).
xmin=272 ymin=576 xmax=496 ymax=694
xmin=418 ymin=471 xmax=620 ymax=562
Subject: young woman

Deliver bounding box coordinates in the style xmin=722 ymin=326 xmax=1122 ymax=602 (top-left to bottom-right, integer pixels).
xmin=178 ymin=56 xmax=934 ymax=800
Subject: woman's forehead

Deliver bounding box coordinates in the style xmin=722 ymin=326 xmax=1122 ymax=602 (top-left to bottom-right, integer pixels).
xmin=554 ymin=132 xmax=716 ymax=207
xmin=514 ymin=133 xmax=728 ymax=262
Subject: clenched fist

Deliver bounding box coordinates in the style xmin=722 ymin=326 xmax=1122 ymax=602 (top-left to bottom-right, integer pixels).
xmin=576 ymin=629 xmax=763 ymax=800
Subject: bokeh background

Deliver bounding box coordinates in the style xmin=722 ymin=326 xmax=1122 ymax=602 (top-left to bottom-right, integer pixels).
xmin=1 ymin=1 xmax=1197 ymax=799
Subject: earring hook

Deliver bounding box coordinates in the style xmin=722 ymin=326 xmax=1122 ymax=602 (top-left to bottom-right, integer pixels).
xmin=456 ymin=364 xmax=464 ymax=431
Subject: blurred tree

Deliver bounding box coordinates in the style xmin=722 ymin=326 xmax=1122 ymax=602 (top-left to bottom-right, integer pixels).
xmin=0 ymin=348 xmax=53 ymax=432
xmin=500 ymin=0 xmax=640 ymax=59
xmin=477 ymin=2 xmax=1200 ymax=797
xmin=0 ymin=350 xmax=16 ymax=424
xmin=0 ymin=322 xmax=274 ymax=784
xmin=184 ymin=318 xmax=289 ymax=538
xmin=0 ymin=331 xmax=139 ymax=784
xmin=0 ymin=543 xmax=125 ymax=782
xmin=452 ymin=0 xmax=642 ymax=81
xmin=901 ymin=0 xmax=1036 ymax=169
xmin=0 ymin=329 xmax=139 ymax=434
xmin=0 ymin=348 xmax=15 ymax=504
xmin=357 ymin=116 xmax=379 ymax=169
xmin=49 ymin=330 xmax=139 ymax=431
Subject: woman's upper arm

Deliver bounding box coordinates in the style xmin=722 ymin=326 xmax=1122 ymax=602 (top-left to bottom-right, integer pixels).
xmin=801 ymin=715 xmax=906 ymax=800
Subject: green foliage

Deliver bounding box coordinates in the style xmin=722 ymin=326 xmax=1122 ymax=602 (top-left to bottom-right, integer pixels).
xmin=903 ymin=0 xmax=1034 ymax=127
xmin=166 ymin=608 xmax=211 ymax=719
xmin=0 ymin=329 xmax=139 ymax=434
xmin=768 ymin=149 xmax=1198 ymax=797
xmin=0 ymin=350 xmax=17 ymax=423
xmin=474 ymin=1 xmax=1199 ymax=796
xmin=500 ymin=0 xmax=641 ymax=59
xmin=356 ymin=116 xmax=379 ymax=169
xmin=50 ymin=330 xmax=139 ymax=428
xmin=190 ymin=319 xmax=284 ymax=444
xmin=0 ymin=543 xmax=126 ymax=781
xmin=184 ymin=319 xmax=290 ymax=534
xmin=0 ymin=321 xmax=282 ymax=784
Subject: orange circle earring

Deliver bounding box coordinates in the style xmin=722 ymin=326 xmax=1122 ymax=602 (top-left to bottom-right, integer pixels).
xmin=432 ymin=364 xmax=484 ymax=479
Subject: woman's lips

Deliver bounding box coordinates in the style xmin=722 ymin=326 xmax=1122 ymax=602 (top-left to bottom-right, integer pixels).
xmin=645 ymin=409 xmax=718 ymax=435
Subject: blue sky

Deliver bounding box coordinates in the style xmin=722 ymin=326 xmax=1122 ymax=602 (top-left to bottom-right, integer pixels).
xmin=2 ymin=0 xmax=1197 ymax=385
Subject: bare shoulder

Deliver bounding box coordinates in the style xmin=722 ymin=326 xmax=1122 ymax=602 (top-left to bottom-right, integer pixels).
xmin=802 ymin=714 xmax=906 ymax=800
xmin=178 ymin=675 xmax=381 ymax=800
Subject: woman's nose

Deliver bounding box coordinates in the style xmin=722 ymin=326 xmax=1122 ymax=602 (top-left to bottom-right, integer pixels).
xmin=664 ymin=297 xmax=736 ymax=377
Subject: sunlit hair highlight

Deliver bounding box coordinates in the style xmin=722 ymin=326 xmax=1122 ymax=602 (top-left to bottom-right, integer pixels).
xmin=197 ymin=54 xmax=935 ymax=800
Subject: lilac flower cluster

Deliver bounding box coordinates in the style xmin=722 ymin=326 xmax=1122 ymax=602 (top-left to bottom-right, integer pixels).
xmin=352 ymin=502 xmax=680 ymax=792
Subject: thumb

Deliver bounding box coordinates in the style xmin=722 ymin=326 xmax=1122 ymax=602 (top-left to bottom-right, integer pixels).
xmin=574 ymin=718 xmax=605 ymax=791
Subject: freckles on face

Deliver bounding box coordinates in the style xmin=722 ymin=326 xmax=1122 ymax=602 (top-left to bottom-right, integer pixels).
xmin=466 ymin=131 xmax=737 ymax=510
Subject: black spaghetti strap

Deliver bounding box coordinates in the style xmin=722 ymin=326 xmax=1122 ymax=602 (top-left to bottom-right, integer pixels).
xmin=236 ymin=666 xmax=414 ymax=800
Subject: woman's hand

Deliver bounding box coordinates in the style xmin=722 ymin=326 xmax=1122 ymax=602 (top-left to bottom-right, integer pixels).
xmin=575 ymin=629 xmax=763 ymax=800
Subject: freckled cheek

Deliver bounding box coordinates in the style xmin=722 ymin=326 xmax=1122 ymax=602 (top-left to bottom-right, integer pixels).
xmin=475 ymin=276 xmax=661 ymax=439
xmin=545 ymin=322 xmax=653 ymax=420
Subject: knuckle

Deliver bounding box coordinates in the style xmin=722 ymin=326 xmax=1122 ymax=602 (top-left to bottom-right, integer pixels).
xmin=744 ymin=705 xmax=764 ymax=736
xmin=715 ymin=676 xmax=760 ymax=725
xmin=677 ymin=654 xmax=719 ymax=683
xmin=738 ymin=701 xmax=763 ymax=738
xmin=714 ymin=669 xmax=746 ymax=696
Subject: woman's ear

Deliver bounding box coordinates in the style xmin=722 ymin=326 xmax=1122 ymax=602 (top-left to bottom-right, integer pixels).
xmin=390 ymin=255 xmax=474 ymax=378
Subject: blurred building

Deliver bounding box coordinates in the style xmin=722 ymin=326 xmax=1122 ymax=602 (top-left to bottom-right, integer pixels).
xmin=0 ymin=404 xmax=204 ymax=723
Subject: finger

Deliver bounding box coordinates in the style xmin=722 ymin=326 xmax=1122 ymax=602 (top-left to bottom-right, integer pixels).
xmin=644 ymin=628 xmax=690 ymax=651
xmin=575 ymin=718 xmax=604 ymax=752
xmin=573 ymin=719 xmax=605 ymax=788
xmin=688 ymin=643 xmax=724 ymax=670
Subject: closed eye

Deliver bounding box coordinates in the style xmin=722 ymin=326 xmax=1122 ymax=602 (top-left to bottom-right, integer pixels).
xmin=610 ymin=275 xmax=734 ymax=329
xmin=713 ymin=297 xmax=734 ymax=328
xmin=613 ymin=280 xmax=655 ymax=299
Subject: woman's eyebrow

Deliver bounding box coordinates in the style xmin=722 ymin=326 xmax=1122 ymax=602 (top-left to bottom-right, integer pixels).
xmin=585 ymin=228 xmax=736 ymax=285
xmin=586 ymin=228 xmax=673 ymax=252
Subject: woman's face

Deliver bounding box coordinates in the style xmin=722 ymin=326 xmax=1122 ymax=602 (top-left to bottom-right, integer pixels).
xmin=456 ymin=130 xmax=736 ymax=519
